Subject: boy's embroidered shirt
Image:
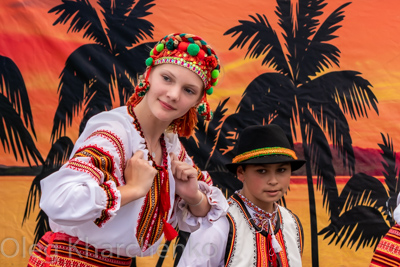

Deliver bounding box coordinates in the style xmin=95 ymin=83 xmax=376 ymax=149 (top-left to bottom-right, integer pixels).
xmin=235 ymin=191 xmax=278 ymax=232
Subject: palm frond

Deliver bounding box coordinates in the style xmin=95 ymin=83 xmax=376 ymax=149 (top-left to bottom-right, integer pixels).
xmin=275 ymin=0 xmax=294 ymax=72
xmin=22 ymin=136 xmax=74 ymax=225
xmin=298 ymin=2 xmax=351 ymax=81
xmin=291 ymin=0 xmax=326 ymax=81
xmin=378 ymin=133 xmax=398 ymax=195
xmin=310 ymin=71 xmax=378 ymax=120
xmin=301 ymin=79 xmax=355 ymax=174
xmin=120 ymin=41 xmax=157 ymax=89
xmin=33 ymin=209 xmax=50 ymax=245
xmin=51 ymin=44 xmax=115 ymax=142
xmin=0 ymin=55 xmax=36 ymax=136
xmin=297 ymin=0 xmax=327 ymax=40
xmin=102 ymin=0 xmax=155 ymax=53
xmin=0 ymin=95 xmax=43 ymax=166
xmin=224 ymin=14 xmax=289 ymax=74
xmin=337 ymin=173 xmax=388 ymax=214
xmin=301 ymin=109 xmax=338 ymax=217
xmin=318 ymin=205 xmax=389 ymax=251
xmin=123 ymin=0 xmax=155 ymax=44
xmin=49 ymin=0 xmax=107 ymax=45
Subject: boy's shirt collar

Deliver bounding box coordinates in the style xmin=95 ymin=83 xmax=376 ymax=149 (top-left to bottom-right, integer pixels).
xmin=235 ymin=190 xmax=278 ymax=232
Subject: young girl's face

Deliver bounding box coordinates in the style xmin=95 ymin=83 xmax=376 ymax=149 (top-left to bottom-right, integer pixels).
xmin=145 ymin=63 xmax=204 ymax=123
xmin=237 ymin=163 xmax=291 ymax=212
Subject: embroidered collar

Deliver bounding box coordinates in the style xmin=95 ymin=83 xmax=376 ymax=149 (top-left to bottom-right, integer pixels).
xmin=235 ymin=191 xmax=278 ymax=232
xmin=129 ymin=106 xmax=168 ymax=167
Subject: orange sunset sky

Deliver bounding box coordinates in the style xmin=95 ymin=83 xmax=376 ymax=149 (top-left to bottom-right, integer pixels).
xmin=1 ymin=0 xmax=400 ymax=166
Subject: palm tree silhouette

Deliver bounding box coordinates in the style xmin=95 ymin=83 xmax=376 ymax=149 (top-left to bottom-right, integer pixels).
xmin=319 ymin=133 xmax=399 ymax=251
xmin=182 ymin=1 xmax=379 ymax=265
xmin=0 ymin=54 xmax=43 ymax=167
xmin=221 ymin=1 xmax=379 ymax=265
xmin=48 ymin=0 xmax=157 ymax=142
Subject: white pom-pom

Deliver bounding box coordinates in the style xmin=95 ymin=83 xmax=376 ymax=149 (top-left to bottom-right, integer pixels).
xmin=269 ymin=219 xmax=282 ymax=253
xmin=271 ymin=233 xmax=282 ymax=253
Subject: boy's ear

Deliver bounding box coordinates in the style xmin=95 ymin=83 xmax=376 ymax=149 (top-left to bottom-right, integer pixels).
xmin=236 ymin=165 xmax=245 ymax=182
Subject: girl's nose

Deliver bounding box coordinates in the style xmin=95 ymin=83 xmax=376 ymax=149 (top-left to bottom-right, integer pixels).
xmin=166 ymin=85 xmax=180 ymax=101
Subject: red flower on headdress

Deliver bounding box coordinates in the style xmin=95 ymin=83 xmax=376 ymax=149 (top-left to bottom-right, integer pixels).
xmin=204 ymin=55 xmax=218 ymax=69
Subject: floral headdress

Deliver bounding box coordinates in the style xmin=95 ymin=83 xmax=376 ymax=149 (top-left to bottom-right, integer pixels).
xmin=127 ymin=33 xmax=221 ymax=137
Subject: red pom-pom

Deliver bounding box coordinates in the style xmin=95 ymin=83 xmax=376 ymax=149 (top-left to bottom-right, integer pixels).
xmin=197 ymin=49 xmax=206 ymax=59
xmin=162 ymin=218 xmax=178 ymax=241
xmin=178 ymin=42 xmax=189 ymax=52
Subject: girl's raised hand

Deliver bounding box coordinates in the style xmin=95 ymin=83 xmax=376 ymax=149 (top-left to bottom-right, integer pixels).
xmin=170 ymin=152 xmax=199 ymax=199
xmin=123 ymin=150 xmax=157 ymax=199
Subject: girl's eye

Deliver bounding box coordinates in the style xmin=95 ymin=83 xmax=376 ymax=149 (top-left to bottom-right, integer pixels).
xmin=184 ymin=88 xmax=195 ymax=95
xmin=163 ymin=75 xmax=170 ymax=82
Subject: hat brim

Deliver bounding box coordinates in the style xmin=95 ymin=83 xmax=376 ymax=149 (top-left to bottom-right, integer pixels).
xmin=225 ymin=155 xmax=306 ymax=173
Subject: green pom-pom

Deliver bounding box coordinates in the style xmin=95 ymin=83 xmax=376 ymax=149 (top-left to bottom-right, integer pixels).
xmin=206 ymin=87 xmax=213 ymax=95
xmin=187 ymin=43 xmax=200 ymax=56
xmin=150 ymin=49 xmax=154 ymax=56
xmin=166 ymin=39 xmax=175 ymax=50
xmin=211 ymin=69 xmax=220 ymax=79
xmin=212 ymin=80 xmax=218 ymax=86
xmin=145 ymin=57 xmax=153 ymax=66
xmin=197 ymin=103 xmax=206 ymax=114
xmin=156 ymin=43 xmax=164 ymax=52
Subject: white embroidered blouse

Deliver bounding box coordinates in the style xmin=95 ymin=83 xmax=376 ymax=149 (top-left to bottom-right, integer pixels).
xmin=39 ymin=106 xmax=229 ymax=257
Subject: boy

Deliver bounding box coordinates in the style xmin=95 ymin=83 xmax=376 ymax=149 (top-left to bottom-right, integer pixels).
xmin=177 ymin=124 xmax=305 ymax=267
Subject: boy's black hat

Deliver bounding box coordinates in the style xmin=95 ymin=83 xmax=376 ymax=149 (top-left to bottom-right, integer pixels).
xmin=226 ymin=124 xmax=306 ymax=173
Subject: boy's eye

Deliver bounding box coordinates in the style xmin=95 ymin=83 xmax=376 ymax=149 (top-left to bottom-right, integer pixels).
xmin=277 ymin=168 xmax=287 ymax=173
xmin=256 ymin=169 xmax=267 ymax=174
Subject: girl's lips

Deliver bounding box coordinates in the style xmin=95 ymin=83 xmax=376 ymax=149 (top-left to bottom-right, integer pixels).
xmin=159 ymin=100 xmax=175 ymax=110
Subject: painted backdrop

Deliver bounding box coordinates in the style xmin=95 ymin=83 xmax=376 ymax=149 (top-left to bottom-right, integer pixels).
xmin=1 ymin=0 xmax=400 ymax=266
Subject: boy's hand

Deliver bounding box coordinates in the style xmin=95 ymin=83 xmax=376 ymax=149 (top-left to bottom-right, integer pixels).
xmin=170 ymin=152 xmax=199 ymax=200
xmin=123 ymin=150 xmax=157 ymax=198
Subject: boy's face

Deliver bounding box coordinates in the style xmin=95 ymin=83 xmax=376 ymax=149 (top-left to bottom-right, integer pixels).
xmin=237 ymin=162 xmax=291 ymax=212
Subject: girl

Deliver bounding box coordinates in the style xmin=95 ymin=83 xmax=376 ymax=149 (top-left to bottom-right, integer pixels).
xmin=28 ymin=33 xmax=228 ymax=267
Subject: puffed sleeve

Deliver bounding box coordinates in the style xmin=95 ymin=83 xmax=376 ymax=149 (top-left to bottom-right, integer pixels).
xmin=40 ymin=108 xmax=134 ymax=227
xmin=165 ymin=133 xmax=229 ymax=232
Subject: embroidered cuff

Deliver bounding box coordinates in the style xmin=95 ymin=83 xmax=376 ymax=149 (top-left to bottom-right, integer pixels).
xmin=94 ymin=180 xmax=121 ymax=227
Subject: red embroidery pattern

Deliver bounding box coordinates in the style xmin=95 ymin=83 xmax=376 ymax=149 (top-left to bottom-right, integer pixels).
xmin=87 ymin=130 xmax=126 ymax=184
xmin=95 ymin=181 xmax=120 ymax=227
xmin=66 ymin=158 xmax=102 ymax=184
xmin=370 ymin=224 xmax=400 ymax=266
xmin=73 ymin=145 xmax=119 ymax=186
xmin=28 ymin=232 xmax=132 ymax=267
xmin=236 ymin=192 xmax=278 ymax=231
xmin=70 ymin=145 xmax=120 ymax=227
xmin=128 ymin=105 xmax=175 ymax=251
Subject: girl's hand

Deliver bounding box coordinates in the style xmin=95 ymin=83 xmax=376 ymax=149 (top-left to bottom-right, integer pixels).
xmin=122 ymin=150 xmax=157 ymax=202
xmin=170 ymin=152 xmax=199 ymax=200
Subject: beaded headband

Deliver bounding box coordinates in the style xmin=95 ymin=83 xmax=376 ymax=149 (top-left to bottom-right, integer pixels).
xmin=132 ymin=33 xmax=220 ymax=121
xmin=232 ymin=147 xmax=298 ymax=164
